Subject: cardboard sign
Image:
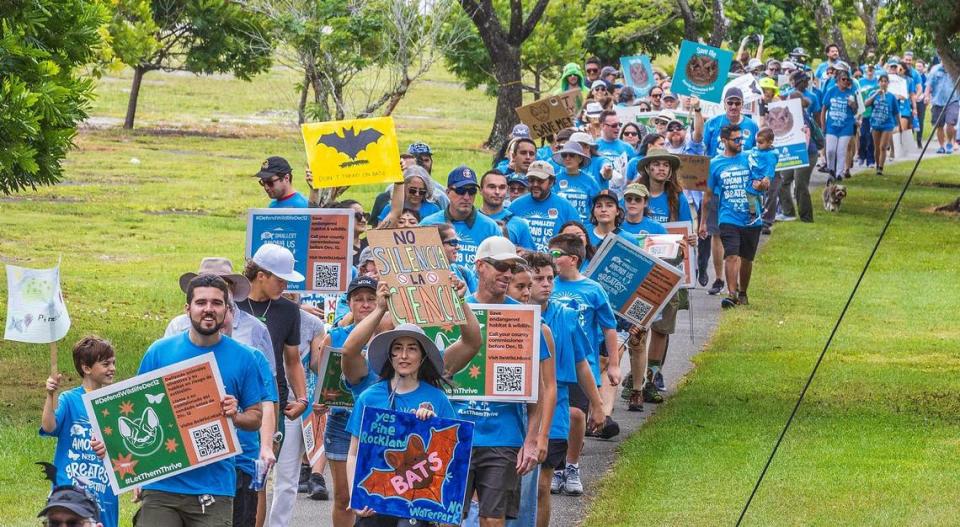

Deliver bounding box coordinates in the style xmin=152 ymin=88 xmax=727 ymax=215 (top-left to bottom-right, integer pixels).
xmin=246 ymin=208 xmax=354 ymax=294
xmin=316 ymin=347 xmax=356 ymax=408
xmin=367 ymin=227 xmax=466 ymax=328
xmin=301 ymin=411 xmax=327 ymax=466
xmin=82 ymin=354 xmax=240 ymax=494
xmin=620 ymin=55 xmax=655 ymax=97
xmin=4 ymin=263 xmax=71 ymax=344
xmin=302 ymin=116 xmax=403 ymax=189
xmin=672 ymin=40 xmax=734 ymax=103
xmin=515 ymin=89 xmax=580 ymax=139
xmin=351 ymin=408 xmax=474 ymax=524
xmin=584 ymin=235 xmax=684 ymax=328
xmin=663 ymin=222 xmax=697 ymax=288
xmin=424 ymin=304 xmax=541 ymax=403
xmin=767 ymin=98 xmax=810 ymax=171
xmin=675 ymin=155 xmax=710 ymax=192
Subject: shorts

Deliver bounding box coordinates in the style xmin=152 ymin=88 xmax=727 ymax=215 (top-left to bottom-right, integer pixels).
xmin=324 ymin=411 xmax=351 ymax=461
xmin=543 ymin=439 xmax=568 ymax=470
xmin=719 ymin=223 xmax=761 ymax=261
xmin=567 ymin=383 xmax=589 ymax=414
xmin=650 ymin=292 xmax=680 ymax=335
xmin=706 ymin=198 xmax=720 ymax=235
xmin=464 ymin=447 xmax=521 ymax=520
xmin=932 ymin=102 xmax=959 ymax=127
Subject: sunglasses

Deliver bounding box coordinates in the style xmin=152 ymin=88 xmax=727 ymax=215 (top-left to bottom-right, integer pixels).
xmin=622 ymin=131 xmax=639 ymax=137
xmin=549 ymin=249 xmax=570 ymax=259
xmin=729 ymin=136 xmax=744 ymax=143
xmin=726 ymin=100 xmax=743 ymax=107
xmin=593 ymin=87 xmax=608 ymax=92
xmin=354 ymin=212 xmax=367 ymax=223
xmin=483 ymin=258 xmax=517 ymax=273
xmin=586 ymin=68 xmax=599 ymax=74
xmin=654 ymin=118 xmax=669 ymax=125
xmin=603 ymin=122 xmax=621 ymax=128
xmin=667 ymin=123 xmax=684 ymax=132
xmin=560 ymin=152 xmax=582 ymax=159
xmin=650 ymin=93 xmax=663 ymax=98
xmin=407 ymin=188 xmax=427 ymax=196
xmin=442 ymin=238 xmax=460 ymax=248
xmin=451 ymin=186 xmax=478 ymax=196
xmin=259 ymin=176 xmax=282 ymax=187
xmin=624 ymin=195 xmax=646 ymax=203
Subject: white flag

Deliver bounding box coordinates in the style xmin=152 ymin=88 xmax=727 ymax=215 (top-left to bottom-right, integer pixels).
xmin=4 ymin=264 xmax=71 ymax=344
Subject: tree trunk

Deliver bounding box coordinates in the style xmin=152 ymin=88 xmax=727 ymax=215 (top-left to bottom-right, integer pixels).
xmin=856 ymin=1 xmax=880 ymax=65
xmin=813 ymin=0 xmax=851 ymax=63
xmin=297 ymin=71 xmax=309 ymax=125
xmin=333 ymin=83 xmax=346 ymax=120
xmin=708 ymin=0 xmax=727 ymax=47
xmin=676 ymin=0 xmax=699 ymax=42
xmin=487 ymin=44 xmax=523 ymax=150
xmin=382 ymin=77 xmax=412 ymax=116
xmin=123 ymin=65 xmax=147 ymax=130
xmin=533 ymin=70 xmax=542 ymax=101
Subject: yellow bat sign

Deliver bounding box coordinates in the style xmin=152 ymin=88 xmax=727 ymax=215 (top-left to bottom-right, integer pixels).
xmin=302 ymin=116 xmax=403 ymax=189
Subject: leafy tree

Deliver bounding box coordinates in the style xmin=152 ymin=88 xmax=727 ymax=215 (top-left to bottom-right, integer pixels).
xmin=584 ymin=0 xmax=686 ymax=63
xmin=724 ymin=0 xmax=821 ymax=62
xmin=0 ymin=0 xmax=106 ymax=194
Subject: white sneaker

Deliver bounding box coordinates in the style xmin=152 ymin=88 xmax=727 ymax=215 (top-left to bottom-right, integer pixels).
xmin=780 ymin=215 xmax=797 ymax=222
xmin=551 ymin=470 xmax=564 ymax=494
xmin=563 ymin=464 xmax=583 ymax=496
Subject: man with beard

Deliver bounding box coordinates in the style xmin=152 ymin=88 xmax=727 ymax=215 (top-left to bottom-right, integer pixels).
xmin=479 ymin=169 xmax=535 ymax=250
xmin=508 ymin=160 xmax=581 ymax=253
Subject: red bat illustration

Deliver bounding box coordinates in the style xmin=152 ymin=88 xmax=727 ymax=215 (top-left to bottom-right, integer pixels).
xmin=359 ymin=424 xmax=460 ymax=503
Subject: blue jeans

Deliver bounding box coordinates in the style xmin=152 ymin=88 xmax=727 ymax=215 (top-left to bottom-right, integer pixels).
xmin=859 ymin=119 xmax=874 ymax=165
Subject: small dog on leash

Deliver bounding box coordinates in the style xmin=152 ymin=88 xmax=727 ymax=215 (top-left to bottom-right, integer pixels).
xmin=822 ymin=180 xmax=848 ymax=212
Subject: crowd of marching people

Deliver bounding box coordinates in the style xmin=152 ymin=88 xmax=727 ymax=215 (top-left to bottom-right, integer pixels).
xmin=37 ymin=40 xmax=959 ymax=527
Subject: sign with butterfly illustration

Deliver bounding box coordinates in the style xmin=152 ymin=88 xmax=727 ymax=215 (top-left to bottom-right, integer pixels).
xmin=766 ymin=98 xmax=810 ymax=171
xmin=82 ymin=353 xmax=240 ymax=494
xmin=423 ymin=304 xmax=541 ymax=403
xmin=4 ymin=263 xmax=71 ymax=344
xmin=619 ymin=55 xmax=656 ymax=97
xmin=672 ymin=40 xmax=734 ymax=103
xmin=302 ymin=116 xmax=403 ymax=188
xmin=514 ymin=89 xmax=581 ymax=139
xmin=351 ymin=408 xmax=474 ymax=524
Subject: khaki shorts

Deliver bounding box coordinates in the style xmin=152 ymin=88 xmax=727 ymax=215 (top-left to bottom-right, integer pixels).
xmin=651 ymin=292 xmax=680 ymax=335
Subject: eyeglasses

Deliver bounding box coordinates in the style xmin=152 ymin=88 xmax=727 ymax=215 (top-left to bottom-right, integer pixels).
xmin=549 ymin=249 xmax=570 ymax=259
xmin=407 ymin=188 xmax=427 ymax=196
xmin=622 ymin=131 xmax=639 ymax=137
xmin=259 ymin=177 xmax=282 ymax=188
xmin=451 ymin=186 xmax=478 ymax=196
xmin=482 ymin=258 xmax=517 ymax=273
xmin=624 ymin=195 xmax=646 ymax=203
xmin=442 ymin=238 xmax=460 ymax=248
xmin=390 ymin=347 xmax=421 ymax=358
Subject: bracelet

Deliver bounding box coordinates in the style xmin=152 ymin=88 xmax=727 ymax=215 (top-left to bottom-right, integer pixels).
xmin=296 ymin=398 xmax=309 ymax=406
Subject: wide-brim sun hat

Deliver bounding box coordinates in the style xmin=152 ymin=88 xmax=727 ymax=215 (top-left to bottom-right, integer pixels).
xmin=636 ymin=147 xmax=681 ymax=172
xmin=568 ymin=131 xmax=597 ymax=147
xmin=552 ymin=141 xmax=591 ymax=165
xmin=179 ymin=257 xmax=251 ymax=301
xmin=368 ymin=323 xmax=445 ymax=378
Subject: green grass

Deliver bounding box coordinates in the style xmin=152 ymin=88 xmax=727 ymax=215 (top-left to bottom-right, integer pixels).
xmin=585 ymin=156 xmax=960 ymax=526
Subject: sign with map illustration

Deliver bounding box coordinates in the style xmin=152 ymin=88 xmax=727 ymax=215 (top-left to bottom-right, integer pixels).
xmin=82 ymin=353 xmax=240 ymax=494
xmin=316 ymin=347 xmax=356 ymax=408
xmin=423 ymin=304 xmax=540 ymax=403
xmin=4 ymin=263 xmax=71 ymax=344
xmin=351 ymin=407 xmax=474 ymax=524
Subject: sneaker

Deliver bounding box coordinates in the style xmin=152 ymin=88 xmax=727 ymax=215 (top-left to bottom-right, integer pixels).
xmin=297 ymin=463 xmax=311 ymax=493
xmin=774 ymin=213 xmax=788 ymax=222
xmin=598 ymin=416 xmax=620 ymax=439
xmin=936 ymin=147 xmax=946 ymax=154
xmin=721 ymin=296 xmax=739 ymax=309
xmin=628 ymin=390 xmax=644 ymax=412
xmin=307 ymin=473 xmax=329 ymax=501
xmin=737 ymin=291 xmax=749 ymax=306
xmin=551 ymin=470 xmax=564 ymax=494
xmin=761 ymin=225 xmax=772 ymax=235
xmin=708 ymin=279 xmax=725 ymax=295
xmin=780 ymin=215 xmax=797 ymax=222
xmin=947 ymin=144 xmax=955 ymax=154
xmin=620 ymin=374 xmax=634 ymax=400
xmin=642 ymin=382 xmax=664 ymax=404
xmin=563 ymin=464 xmax=584 ymax=496
xmin=653 ymin=370 xmax=665 ymax=391
xmin=697 ymin=266 xmax=709 ymax=287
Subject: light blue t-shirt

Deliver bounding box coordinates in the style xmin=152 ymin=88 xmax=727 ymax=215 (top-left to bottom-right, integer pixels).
xmin=595 ymin=137 xmax=636 ymax=187
xmin=708 ymin=153 xmax=755 ymax=228
xmin=747 ymin=148 xmax=778 ymax=195
xmin=328 ymin=325 xmax=380 ymax=418
xmin=929 ymin=65 xmax=960 ymax=106
xmin=647 ymin=191 xmax=693 ymax=224
xmin=269 ymin=192 xmax=309 ymax=208
xmin=552 ymin=277 xmax=617 ymax=385
xmin=554 ymin=169 xmax=602 ymax=224
xmin=620 ymin=217 xmax=667 ymax=237
xmin=542 ymin=299 xmax=589 ymax=386
xmin=421 ymin=209 xmax=502 ymax=266
xmin=40 ymin=386 xmax=119 ymax=527
xmin=452 ymin=263 xmax=478 ymax=294
xmin=508 ymin=192 xmax=582 ymax=252
xmin=703 ymin=114 xmax=760 ymax=156
xmin=377 ymin=201 xmax=442 ymax=223
xmin=346 ymin=381 xmax=455 ymax=437
xmin=587 ymin=226 xmax=639 ymax=248
xmin=822 ymin=85 xmax=857 ymax=136
xmin=137 ymin=333 xmax=262 ymax=497
xmin=483 ymin=208 xmax=536 ymax=251
xmin=869 ymin=92 xmax=899 ymax=132
xmin=236 ymin=350 xmax=278 ymax=478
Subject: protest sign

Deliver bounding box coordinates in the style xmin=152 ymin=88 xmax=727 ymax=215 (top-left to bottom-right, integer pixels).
xmin=82 ymin=353 xmax=240 ymax=494
xmin=514 ymin=89 xmax=580 ymax=139
xmin=672 ymin=40 xmax=734 ymax=103
xmin=367 ymin=227 xmax=466 ymax=328
xmin=4 ymin=263 xmax=70 ymax=344
xmin=424 ymin=304 xmax=541 ymax=403
xmin=663 ymin=222 xmax=697 ymax=288
xmin=300 ymin=293 xmax=340 ymax=325
xmin=316 ymin=347 xmax=356 ymax=408
xmin=351 ymin=408 xmax=474 ymax=524
xmin=644 ymin=234 xmax=683 ymax=260
xmin=301 ymin=411 xmax=327 ymax=466
xmin=675 ymin=154 xmax=710 ymax=192
xmin=620 ymin=55 xmax=655 ymax=97
xmin=246 ymin=208 xmax=354 ymax=294
xmin=302 ymin=116 xmax=403 ymax=188
xmin=722 ymin=73 xmax=764 ymax=108
xmin=887 ymin=75 xmax=909 ymax=98
xmin=767 ymin=98 xmax=810 ymax=171
xmin=615 ymin=108 xmax=691 ymax=128
xmin=584 ymin=235 xmax=684 ymax=328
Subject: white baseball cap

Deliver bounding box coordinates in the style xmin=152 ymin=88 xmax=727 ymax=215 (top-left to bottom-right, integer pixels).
xmin=475 ymin=236 xmax=526 ymax=264
xmin=569 ymin=131 xmax=597 ymax=147
xmin=252 ymin=243 xmax=305 ymax=282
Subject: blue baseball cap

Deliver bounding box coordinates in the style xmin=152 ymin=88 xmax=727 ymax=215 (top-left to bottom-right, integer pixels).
xmin=511 ymin=124 xmax=531 ymax=139
xmin=507 ymin=172 xmax=529 ymax=187
xmin=447 ymin=165 xmax=478 ymax=189
xmin=408 ymin=142 xmax=432 ymax=156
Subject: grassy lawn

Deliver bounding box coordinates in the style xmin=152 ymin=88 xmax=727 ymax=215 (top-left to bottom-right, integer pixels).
xmin=0 ymin=65 xmax=496 ymax=525
xmin=585 ymin=156 xmax=960 ymax=526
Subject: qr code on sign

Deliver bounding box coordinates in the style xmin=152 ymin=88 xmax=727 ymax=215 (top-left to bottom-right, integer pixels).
xmin=302 ymin=420 xmax=315 ymax=452
xmin=493 ymin=363 xmax=525 ymax=395
xmin=625 ymin=298 xmax=652 ymax=323
xmin=313 ymin=263 xmax=341 ymax=291
xmin=189 ymin=422 xmax=228 ymax=461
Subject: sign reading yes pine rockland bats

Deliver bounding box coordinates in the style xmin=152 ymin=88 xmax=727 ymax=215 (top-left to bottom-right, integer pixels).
xmin=367 ymin=227 xmax=466 ymax=328
xmin=302 ymin=116 xmax=403 ymax=189
xmin=585 ymin=235 xmax=684 ymax=328
xmin=351 ymin=408 xmax=474 ymax=524
xmin=423 ymin=304 xmax=541 ymax=403
xmin=672 ymin=40 xmax=734 ymax=103
xmin=82 ymin=353 xmax=240 ymax=494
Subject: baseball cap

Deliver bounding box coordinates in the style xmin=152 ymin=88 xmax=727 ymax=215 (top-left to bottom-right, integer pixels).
xmin=623 ymin=183 xmax=650 ymax=198
xmin=256 ymin=156 xmax=292 ymax=179
xmin=662 ymin=92 xmax=677 ymax=101
xmin=511 ymin=124 xmax=531 ymax=139
xmin=526 ymin=160 xmax=555 ymax=180
xmin=585 ymin=102 xmax=604 ymax=117
xmin=591 ymin=189 xmax=621 ymax=209
xmin=569 ymin=131 xmax=597 ymax=147
xmin=507 ymin=173 xmax=529 ymax=187
xmin=179 ymin=257 xmax=251 ymax=301
xmin=475 ymin=236 xmax=526 ymax=264
xmin=251 ymin=243 xmax=305 ymax=283
xmin=725 ymin=87 xmax=744 ymax=101
xmin=446 ymin=165 xmax=478 ymax=189
xmin=747 ymin=58 xmax=763 ymax=71
xmin=408 ymin=142 xmax=432 ymax=156
xmin=600 ymin=66 xmax=618 ymax=78
xmin=781 ymin=60 xmax=797 ymax=70
xmin=38 ymin=486 xmax=100 ymax=521
xmin=347 ymin=275 xmax=378 ymax=298
xmin=759 ymin=77 xmax=779 ymax=93
xmin=358 ymin=246 xmax=374 ymax=265
xmin=591 ymin=80 xmax=608 ymax=91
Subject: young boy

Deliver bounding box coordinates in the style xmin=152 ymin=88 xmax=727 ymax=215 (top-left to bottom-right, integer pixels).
xmin=747 ymin=128 xmax=778 ymax=225
xmin=41 ymin=336 xmax=119 ymax=527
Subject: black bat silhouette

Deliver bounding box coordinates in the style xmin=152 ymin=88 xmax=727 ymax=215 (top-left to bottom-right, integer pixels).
xmin=317 ymin=127 xmax=384 ymax=166
xmin=37 ymin=461 xmax=57 ymax=483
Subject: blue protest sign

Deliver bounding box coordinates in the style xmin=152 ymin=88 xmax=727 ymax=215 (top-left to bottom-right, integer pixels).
xmin=672 ymin=40 xmax=734 ymax=103
xmin=351 ymin=407 xmax=474 ymax=524
xmin=620 ymin=55 xmax=656 ymax=97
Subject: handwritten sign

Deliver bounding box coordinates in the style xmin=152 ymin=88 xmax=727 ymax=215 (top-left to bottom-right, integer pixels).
xmin=675 ymin=155 xmax=710 ymax=192
xmin=367 ymin=227 xmax=466 ymax=328
xmin=767 ymin=98 xmax=810 ymax=171
xmin=672 ymin=40 xmax=734 ymax=103
xmin=316 ymin=347 xmax=356 ymax=408
xmin=302 ymin=116 xmax=403 ymax=189
xmin=351 ymin=408 xmax=473 ymax=524
xmin=584 ymin=235 xmax=684 ymax=328
xmin=82 ymin=354 xmax=240 ymax=494
xmin=515 ymin=89 xmax=580 ymax=139
xmin=663 ymin=222 xmax=697 ymax=288
xmin=620 ymin=55 xmax=655 ymax=97
xmin=424 ymin=304 xmax=541 ymax=403
xmin=246 ymin=208 xmax=354 ymax=294
xmin=4 ymin=263 xmax=71 ymax=344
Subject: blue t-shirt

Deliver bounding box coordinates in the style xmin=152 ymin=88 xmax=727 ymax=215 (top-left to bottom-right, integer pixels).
xmin=483 ymin=209 xmax=536 ymax=251
xmin=40 ymin=386 xmax=119 ymax=527
xmin=708 ymin=153 xmax=754 ymax=228
xmin=801 ymin=88 xmax=823 ymax=120
xmin=646 ymin=191 xmax=693 ymax=224
xmin=536 ymin=145 xmax=553 ymax=161
xmin=582 ymin=156 xmax=608 ymax=190
xmin=346 ymin=381 xmax=455 ymax=437
xmin=554 ymin=169 xmax=601 ymax=224
xmin=552 ymin=277 xmax=617 ymax=385
xmin=328 ymin=325 xmax=380 ymax=417
xmin=452 ymin=263 xmax=478 ymax=294
xmin=269 ymin=192 xmax=309 ymax=208
xmin=236 ymin=350 xmax=279 ymax=477
xmin=822 ymin=86 xmax=857 ymax=136
xmin=378 ymin=201 xmax=442 ymax=223
xmin=747 ymin=148 xmax=778 ymax=196
xmin=869 ymin=92 xmax=899 ymax=132
xmin=550 ymin=385 xmax=571 ymax=440
xmin=595 ymin=138 xmax=636 ymax=187
xmin=508 ymin=192 xmax=581 ymax=252
xmin=703 ymin=114 xmax=760 ymax=156
xmin=542 ymin=299 xmax=589 ymax=386
xmin=620 ymin=217 xmax=667 ymax=237
xmin=587 ymin=226 xmax=639 ymax=248
xmin=421 ymin=209 xmax=502 ymax=266
xmin=137 ymin=333 xmax=262 ymax=497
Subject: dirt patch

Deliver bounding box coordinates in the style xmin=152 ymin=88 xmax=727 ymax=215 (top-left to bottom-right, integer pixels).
xmin=144 ymin=207 xmax=210 ymax=216
xmin=917 ymin=181 xmax=960 ymax=189
xmin=930 ymin=198 xmax=960 ymax=216
xmin=0 ymin=195 xmax=85 ymax=203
